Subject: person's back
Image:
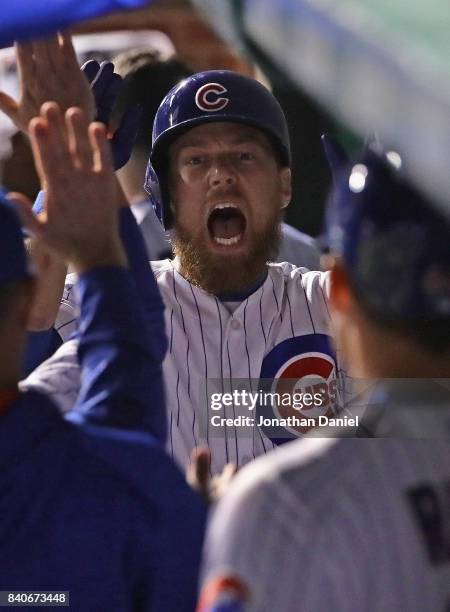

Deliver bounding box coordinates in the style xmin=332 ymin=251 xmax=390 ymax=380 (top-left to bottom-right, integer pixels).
xmin=1 ymin=390 xmax=204 ymax=610
xmin=201 ymin=426 xmax=450 ymax=610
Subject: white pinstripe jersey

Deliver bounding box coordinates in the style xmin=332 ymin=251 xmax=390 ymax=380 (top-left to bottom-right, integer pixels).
xmin=200 ymin=396 xmax=450 ymax=611
xmin=22 ymin=260 xmax=343 ymax=473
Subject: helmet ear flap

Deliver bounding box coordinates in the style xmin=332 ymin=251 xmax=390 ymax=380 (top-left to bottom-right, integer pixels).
xmin=144 ymin=162 xmax=168 ymax=229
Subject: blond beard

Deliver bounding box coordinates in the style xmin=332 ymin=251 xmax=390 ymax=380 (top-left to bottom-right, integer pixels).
xmin=172 ymin=212 xmax=282 ymax=295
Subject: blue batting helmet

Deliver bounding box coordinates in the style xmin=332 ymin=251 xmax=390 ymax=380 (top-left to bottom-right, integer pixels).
xmin=144 ymin=70 xmax=291 ymax=229
xmin=325 ymin=149 xmax=450 ymax=320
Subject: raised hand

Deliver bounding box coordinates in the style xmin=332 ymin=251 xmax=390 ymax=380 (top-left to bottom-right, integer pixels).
xmin=15 ymin=102 xmax=126 ymax=273
xmin=82 ymin=59 xmax=142 ymax=170
xmin=0 ymin=33 xmax=94 ymax=136
xmin=187 ymin=447 xmax=237 ymax=504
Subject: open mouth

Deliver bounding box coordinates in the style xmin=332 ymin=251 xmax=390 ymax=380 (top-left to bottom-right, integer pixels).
xmin=207 ymin=204 xmax=247 ymax=246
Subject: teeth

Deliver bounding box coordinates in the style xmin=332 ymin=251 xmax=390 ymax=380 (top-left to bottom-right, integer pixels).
xmin=214 ymin=235 xmax=242 ymax=245
xmin=213 ymin=203 xmax=238 ymax=211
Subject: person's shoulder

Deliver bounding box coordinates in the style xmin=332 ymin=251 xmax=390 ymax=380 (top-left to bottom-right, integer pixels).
xmin=268 ymin=262 xmax=330 ymax=295
xmin=20 ymin=338 xmax=80 ymax=415
xmin=150 ymin=258 xmax=173 ymax=278
xmin=20 ymin=337 xmax=79 ymax=373
xmin=233 ymin=438 xmax=337 ymax=497
xmin=210 ymin=438 xmax=341 ymax=536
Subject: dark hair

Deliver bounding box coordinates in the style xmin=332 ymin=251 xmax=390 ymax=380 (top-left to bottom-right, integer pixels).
xmin=112 ymin=50 xmax=191 ymax=157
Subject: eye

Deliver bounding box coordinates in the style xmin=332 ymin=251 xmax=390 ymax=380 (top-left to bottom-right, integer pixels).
xmin=237 ymin=152 xmax=254 ymax=162
xmin=186 ymin=156 xmax=204 ymax=166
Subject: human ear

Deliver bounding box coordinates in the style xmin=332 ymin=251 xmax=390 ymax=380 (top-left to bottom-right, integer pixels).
xmin=279 ymin=167 xmax=292 ymax=209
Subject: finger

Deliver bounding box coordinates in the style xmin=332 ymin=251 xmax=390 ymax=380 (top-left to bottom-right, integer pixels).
xmin=186 ymin=447 xmax=211 ymax=491
xmin=91 ymin=62 xmax=114 ymax=108
xmin=29 ymin=107 xmax=70 ymax=185
xmin=65 ymin=107 xmax=92 ymax=170
xmin=111 ymin=105 xmax=142 ymax=170
xmin=7 ymin=191 xmax=33 ymax=210
xmin=42 ymin=102 xmax=68 ymax=154
xmin=81 ymin=59 xmax=101 ymax=84
xmin=193 ymin=448 xmax=211 ymax=490
xmin=15 ymin=42 xmax=35 ymax=86
xmin=96 ymin=72 xmax=122 ymax=125
xmin=32 ymin=36 xmax=60 ymax=76
xmin=7 ymin=192 xmax=44 ymax=238
xmin=221 ymin=463 xmax=238 ymax=481
xmin=0 ymin=91 xmax=19 ymax=122
xmin=221 ymin=464 xmax=238 ymax=487
xmin=211 ymin=464 xmax=238 ymax=502
xmin=89 ymin=121 xmax=113 ymax=173
xmin=59 ymin=31 xmax=79 ymax=66
xmin=28 ymin=117 xmax=49 ymax=186
xmin=215 ymin=463 xmax=238 ymax=492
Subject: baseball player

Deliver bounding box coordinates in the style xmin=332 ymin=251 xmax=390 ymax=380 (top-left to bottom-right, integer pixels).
xmin=198 ymin=151 xmax=450 ymax=611
xmin=112 ymin=49 xmax=320 ymax=267
xmin=0 ymin=102 xmax=205 ymax=610
xmin=22 ymin=70 xmax=346 ymax=474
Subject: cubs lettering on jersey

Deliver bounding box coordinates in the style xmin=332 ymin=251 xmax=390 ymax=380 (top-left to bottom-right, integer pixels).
xmin=22 ymin=261 xmax=345 ymax=473
xmin=257 ymin=333 xmax=340 ymax=443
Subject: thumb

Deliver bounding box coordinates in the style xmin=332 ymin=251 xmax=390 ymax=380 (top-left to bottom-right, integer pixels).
xmin=187 ymin=447 xmax=211 ymax=496
xmin=81 ymin=59 xmax=101 ymax=85
xmin=7 ymin=192 xmax=43 ymax=238
xmin=0 ymin=91 xmax=18 ymax=123
xmin=111 ymin=105 xmax=142 ymax=170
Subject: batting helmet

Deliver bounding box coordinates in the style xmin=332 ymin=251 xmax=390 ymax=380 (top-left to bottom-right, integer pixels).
xmin=144 ymin=70 xmax=291 ymax=229
xmin=326 ymin=149 xmax=450 ymax=320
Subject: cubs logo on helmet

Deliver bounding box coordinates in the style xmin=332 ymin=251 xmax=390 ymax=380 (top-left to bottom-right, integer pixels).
xmin=195 ymin=83 xmax=229 ymax=112
xmin=258 ymin=334 xmax=340 ymax=443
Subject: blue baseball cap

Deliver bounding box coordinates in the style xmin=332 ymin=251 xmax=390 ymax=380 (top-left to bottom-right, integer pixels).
xmin=324 ymin=150 xmax=450 ymax=320
xmin=0 ymin=190 xmax=32 ymax=285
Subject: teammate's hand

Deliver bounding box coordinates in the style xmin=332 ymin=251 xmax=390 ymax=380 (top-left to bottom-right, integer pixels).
xmin=82 ymin=59 xmax=142 ymax=170
xmin=0 ymin=33 xmax=95 ymax=135
xmin=187 ymin=448 xmax=237 ymax=504
xmin=14 ymin=102 xmax=126 ymax=273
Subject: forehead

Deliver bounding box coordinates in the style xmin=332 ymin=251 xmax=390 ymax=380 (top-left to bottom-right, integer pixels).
xmin=169 ymin=122 xmax=274 ymax=154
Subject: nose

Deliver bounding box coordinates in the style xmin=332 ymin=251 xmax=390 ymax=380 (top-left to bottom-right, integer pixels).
xmin=208 ymin=156 xmax=236 ymax=188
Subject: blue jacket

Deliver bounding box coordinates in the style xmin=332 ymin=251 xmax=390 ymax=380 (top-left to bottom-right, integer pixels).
xmin=24 ymin=207 xmax=167 ymax=443
xmin=0 ymin=267 xmax=205 ymax=611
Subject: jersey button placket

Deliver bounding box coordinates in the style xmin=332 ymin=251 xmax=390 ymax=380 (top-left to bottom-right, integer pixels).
xmin=230 ymin=318 xmax=241 ymax=330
